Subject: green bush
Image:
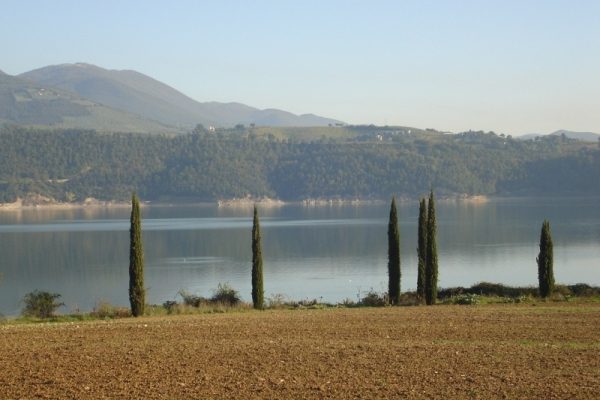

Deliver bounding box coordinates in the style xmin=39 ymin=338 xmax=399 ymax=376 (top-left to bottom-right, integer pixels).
xmin=438 ymin=282 xmax=538 ymax=299
xmin=178 ymin=290 xmax=207 ymax=307
xmin=178 ymin=283 xmax=241 ymax=308
xmin=22 ymin=290 xmax=65 ymax=318
xmin=211 ymin=283 xmax=241 ymax=306
xmin=162 ymin=300 xmax=179 ymax=314
xmin=359 ymin=290 xmax=388 ymax=307
xmin=564 ymin=284 xmax=600 ymax=297
xmin=339 ymin=298 xmax=357 ymax=307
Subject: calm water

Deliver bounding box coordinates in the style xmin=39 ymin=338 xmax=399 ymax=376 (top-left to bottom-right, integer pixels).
xmin=0 ymin=198 xmax=599 ymax=315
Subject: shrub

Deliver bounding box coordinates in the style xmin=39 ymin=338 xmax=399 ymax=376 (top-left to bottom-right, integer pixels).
xmin=162 ymin=300 xmax=179 ymax=314
xmin=22 ymin=290 xmax=65 ymax=318
xmin=211 ymin=283 xmax=241 ymax=306
xmin=438 ymin=283 xmax=538 ymax=300
xmin=339 ymin=298 xmax=357 ymax=307
xmin=178 ymin=284 xmax=242 ymax=309
xmin=295 ymin=298 xmax=319 ymax=307
xmin=563 ymin=284 xmax=600 ymax=297
xmin=359 ymin=290 xmax=388 ymax=307
xmin=178 ymin=290 xmax=207 ymax=307
xmin=471 ymin=282 xmax=537 ymax=298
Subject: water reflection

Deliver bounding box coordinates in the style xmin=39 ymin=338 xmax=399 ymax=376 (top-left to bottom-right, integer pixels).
xmin=0 ymin=198 xmax=599 ymax=315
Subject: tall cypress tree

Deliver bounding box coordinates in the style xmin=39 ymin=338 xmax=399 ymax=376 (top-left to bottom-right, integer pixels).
xmin=129 ymin=192 xmax=145 ymax=317
xmin=387 ymin=197 xmax=400 ymax=305
xmin=251 ymin=205 xmax=264 ymax=309
xmin=537 ymin=220 xmax=555 ymax=298
xmin=416 ymin=198 xmax=427 ymax=303
xmin=425 ymin=191 xmax=438 ymax=305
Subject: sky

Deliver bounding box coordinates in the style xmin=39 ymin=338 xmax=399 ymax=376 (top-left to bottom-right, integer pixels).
xmin=1 ymin=0 xmax=599 ymax=135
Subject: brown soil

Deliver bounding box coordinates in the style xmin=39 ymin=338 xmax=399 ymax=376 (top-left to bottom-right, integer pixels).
xmin=1 ymin=303 xmax=599 ymax=399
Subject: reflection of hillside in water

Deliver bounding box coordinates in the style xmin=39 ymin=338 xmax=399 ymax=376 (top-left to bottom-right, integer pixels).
xmin=0 ymin=198 xmax=599 ymax=315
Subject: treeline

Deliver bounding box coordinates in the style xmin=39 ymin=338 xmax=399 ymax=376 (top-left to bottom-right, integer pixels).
xmin=0 ymin=125 xmax=599 ymax=203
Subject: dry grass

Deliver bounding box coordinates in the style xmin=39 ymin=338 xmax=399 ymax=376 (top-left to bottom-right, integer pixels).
xmin=1 ymin=302 xmax=599 ymax=399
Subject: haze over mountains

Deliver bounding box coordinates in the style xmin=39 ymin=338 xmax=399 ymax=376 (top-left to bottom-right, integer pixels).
xmin=17 ymin=63 xmax=342 ymax=130
xmin=1 ymin=63 xmax=598 ymax=140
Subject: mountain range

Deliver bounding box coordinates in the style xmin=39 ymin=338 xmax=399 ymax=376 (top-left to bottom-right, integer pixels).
xmin=2 ymin=63 xmax=598 ymax=139
xmin=520 ymin=130 xmax=600 ymax=142
xmin=4 ymin=63 xmax=340 ymax=131
xmin=0 ymin=67 xmax=174 ymax=133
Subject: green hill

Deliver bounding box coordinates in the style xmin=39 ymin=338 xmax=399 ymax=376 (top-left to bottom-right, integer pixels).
xmin=0 ymin=126 xmax=598 ymax=203
xmin=0 ymin=72 xmax=180 ymax=134
xmin=20 ymin=63 xmax=343 ymax=128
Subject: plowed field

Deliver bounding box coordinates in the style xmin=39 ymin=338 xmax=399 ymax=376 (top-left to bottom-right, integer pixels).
xmin=1 ymin=303 xmax=599 ymax=399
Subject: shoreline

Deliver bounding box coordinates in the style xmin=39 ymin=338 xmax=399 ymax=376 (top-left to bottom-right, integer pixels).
xmin=0 ymin=194 xmax=491 ymax=211
xmin=0 ymin=197 xmax=132 ymax=211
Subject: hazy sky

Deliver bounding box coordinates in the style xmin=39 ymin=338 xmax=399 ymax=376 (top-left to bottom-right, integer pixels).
xmin=1 ymin=0 xmax=599 ymax=135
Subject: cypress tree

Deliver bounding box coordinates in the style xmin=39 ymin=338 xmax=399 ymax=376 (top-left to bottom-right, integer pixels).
xmin=537 ymin=220 xmax=555 ymax=298
xmin=416 ymin=198 xmax=427 ymax=303
xmin=387 ymin=197 xmax=400 ymax=305
xmin=425 ymin=191 xmax=438 ymax=305
xmin=251 ymin=205 xmax=264 ymax=309
xmin=129 ymin=192 xmax=145 ymax=317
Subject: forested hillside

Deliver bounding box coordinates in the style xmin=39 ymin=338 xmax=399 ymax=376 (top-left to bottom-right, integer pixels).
xmin=0 ymin=125 xmax=598 ymax=203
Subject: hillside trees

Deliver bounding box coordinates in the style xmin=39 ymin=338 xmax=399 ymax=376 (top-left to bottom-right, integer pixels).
xmin=1 ymin=126 xmax=599 ymax=203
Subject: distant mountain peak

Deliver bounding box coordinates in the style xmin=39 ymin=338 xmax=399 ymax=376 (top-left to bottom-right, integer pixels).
xmin=520 ymin=129 xmax=599 ymax=142
xmin=0 ymin=70 xmax=178 ymax=133
xmin=19 ymin=63 xmax=343 ymax=128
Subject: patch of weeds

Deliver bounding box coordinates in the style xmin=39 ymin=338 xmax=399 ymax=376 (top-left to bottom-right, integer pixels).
xmin=90 ymin=301 xmax=131 ymax=319
xmin=267 ymin=293 xmax=290 ymax=309
xmin=171 ymin=284 xmax=250 ymax=314
xmin=443 ymin=294 xmax=480 ymax=305
xmin=512 ymin=295 xmax=533 ymax=304
xmin=562 ymin=341 xmax=600 ymax=350
xmin=265 ymin=294 xmax=334 ymax=310
xmin=162 ymin=300 xmax=179 ymax=314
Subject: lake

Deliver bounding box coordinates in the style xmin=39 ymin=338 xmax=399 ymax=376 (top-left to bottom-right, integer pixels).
xmin=0 ymin=197 xmax=599 ymax=315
